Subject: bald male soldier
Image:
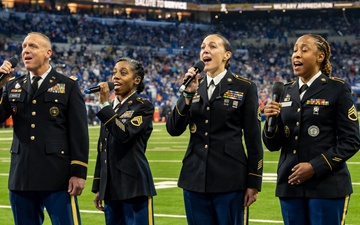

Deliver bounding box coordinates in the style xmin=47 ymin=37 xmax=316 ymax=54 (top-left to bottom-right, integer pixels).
xmin=0 ymin=32 xmax=89 ymax=225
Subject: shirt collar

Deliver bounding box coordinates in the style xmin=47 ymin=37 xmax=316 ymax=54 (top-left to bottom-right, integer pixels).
xmin=207 ymin=69 xmax=227 ymax=87
xmin=298 ymin=71 xmax=322 ymax=88
xmin=30 ymin=66 xmax=52 ymax=83
xmin=113 ymin=90 xmax=136 ymax=109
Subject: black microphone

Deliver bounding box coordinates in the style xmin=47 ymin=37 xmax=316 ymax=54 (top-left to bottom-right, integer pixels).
xmin=267 ymin=82 xmax=284 ymax=133
xmin=179 ymin=60 xmax=205 ymax=93
xmin=84 ymin=82 xmax=114 ymax=94
xmin=0 ymin=57 xmax=19 ymax=82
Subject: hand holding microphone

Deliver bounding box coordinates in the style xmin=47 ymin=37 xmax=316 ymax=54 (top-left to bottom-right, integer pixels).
xmin=0 ymin=57 xmax=19 ymax=85
xmin=179 ymin=60 xmax=205 ymax=93
xmin=84 ymin=82 xmax=114 ymax=94
xmin=266 ymin=82 xmax=284 ymax=134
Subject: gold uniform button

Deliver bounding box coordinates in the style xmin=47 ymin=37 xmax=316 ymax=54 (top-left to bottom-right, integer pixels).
xmin=205 ymin=120 xmax=209 ymax=124
xmin=105 ymin=138 xmax=107 ymax=141
xmin=104 ymin=160 xmax=107 ymax=164
xmin=205 ymin=132 xmax=208 ymax=136
xmin=32 ymin=111 xmax=36 ymax=116
xmin=206 ymin=107 xmax=210 ymax=111
xmin=297 ymin=108 xmax=301 ymax=112
xmin=30 ymin=136 xmax=35 ymax=141
xmin=295 ymin=136 xmax=298 ymax=140
xmin=293 ymin=150 xmax=297 ymax=154
xmin=55 ymin=99 xmax=59 ymax=103
xmin=296 ymin=122 xmax=299 ymax=126
xmin=205 ymin=145 xmax=208 ymax=149
xmin=61 ymin=151 xmax=65 ymax=154
xmin=31 ymin=124 xmax=35 ymax=128
xmin=32 ymin=100 xmax=37 ymax=104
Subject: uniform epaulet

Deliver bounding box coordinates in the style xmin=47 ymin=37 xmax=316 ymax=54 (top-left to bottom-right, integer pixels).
xmin=69 ymin=76 xmax=78 ymax=81
xmin=329 ymin=77 xmax=345 ymax=84
xmin=233 ymin=73 xmax=251 ymax=84
xmin=284 ymin=81 xmax=295 ymax=86
xmin=136 ymin=97 xmax=150 ymax=104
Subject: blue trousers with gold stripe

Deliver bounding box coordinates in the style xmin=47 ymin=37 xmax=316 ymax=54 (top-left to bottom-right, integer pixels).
xmin=104 ymin=196 xmax=154 ymax=225
xmin=280 ymin=196 xmax=350 ymax=225
xmin=10 ymin=190 xmax=81 ymax=225
xmin=183 ymin=190 xmax=248 ymax=225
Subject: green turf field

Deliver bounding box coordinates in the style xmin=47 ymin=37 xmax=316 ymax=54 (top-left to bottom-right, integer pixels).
xmin=0 ymin=123 xmax=359 ymax=224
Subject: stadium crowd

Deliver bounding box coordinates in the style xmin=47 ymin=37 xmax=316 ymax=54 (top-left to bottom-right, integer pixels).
xmin=0 ymin=7 xmax=359 ymax=124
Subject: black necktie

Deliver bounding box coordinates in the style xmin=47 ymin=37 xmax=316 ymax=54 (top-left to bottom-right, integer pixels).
xmin=208 ymin=80 xmax=215 ymax=100
xmin=114 ymin=102 xmax=121 ymax=112
xmin=32 ymin=76 xmax=41 ymax=93
xmin=299 ymin=84 xmax=308 ymax=95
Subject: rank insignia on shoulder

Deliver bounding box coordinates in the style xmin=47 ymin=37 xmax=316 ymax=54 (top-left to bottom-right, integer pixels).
xmin=233 ymin=74 xmax=250 ymax=84
xmin=9 ymin=77 xmax=16 ymax=81
xmin=330 ymin=77 xmax=345 ymax=84
xmin=136 ymin=97 xmax=150 ymax=104
xmin=69 ymin=76 xmax=78 ymax=81
xmin=348 ymin=105 xmax=358 ymax=121
xmin=131 ymin=116 xmax=143 ymax=126
xmin=136 ymin=98 xmax=144 ymax=104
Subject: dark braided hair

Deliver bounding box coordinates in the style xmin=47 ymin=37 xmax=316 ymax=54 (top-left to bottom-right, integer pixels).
xmin=307 ymin=34 xmax=332 ymax=77
xmin=117 ymin=57 xmax=145 ymax=93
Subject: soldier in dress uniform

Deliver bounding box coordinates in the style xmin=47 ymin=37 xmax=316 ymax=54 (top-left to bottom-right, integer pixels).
xmin=263 ymin=34 xmax=360 ymax=225
xmin=0 ymin=32 xmax=89 ymax=225
xmin=166 ymin=34 xmax=263 ymax=225
xmin=92 ymin=57 xmax=156 ymax=225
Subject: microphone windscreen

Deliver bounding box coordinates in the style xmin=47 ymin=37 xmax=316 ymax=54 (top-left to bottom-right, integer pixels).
xmin=8 ymin=57 xmax=18 ymax=68
xmin=108 ymin=82 xmax=115 ymax=90
xmin=193 ymin=60 xmax=205 ymax=73
xmin=272 ymin=82 xmax=284 ymax=96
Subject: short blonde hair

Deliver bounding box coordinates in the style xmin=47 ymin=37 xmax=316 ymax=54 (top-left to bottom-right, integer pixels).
xmin=27 ymin=32 xmax=52 ymax=49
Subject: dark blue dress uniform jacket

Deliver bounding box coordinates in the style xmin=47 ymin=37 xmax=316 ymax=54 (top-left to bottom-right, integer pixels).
xmin=263 ymin=74 xmax=360 ymax=198
xmin=92 ymin=93 xmax=156 ymax=201
xmin=166 ymin=71 xmax=264 ymax=193
xmin=0 ymin=69 xmax=89 ymax=191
